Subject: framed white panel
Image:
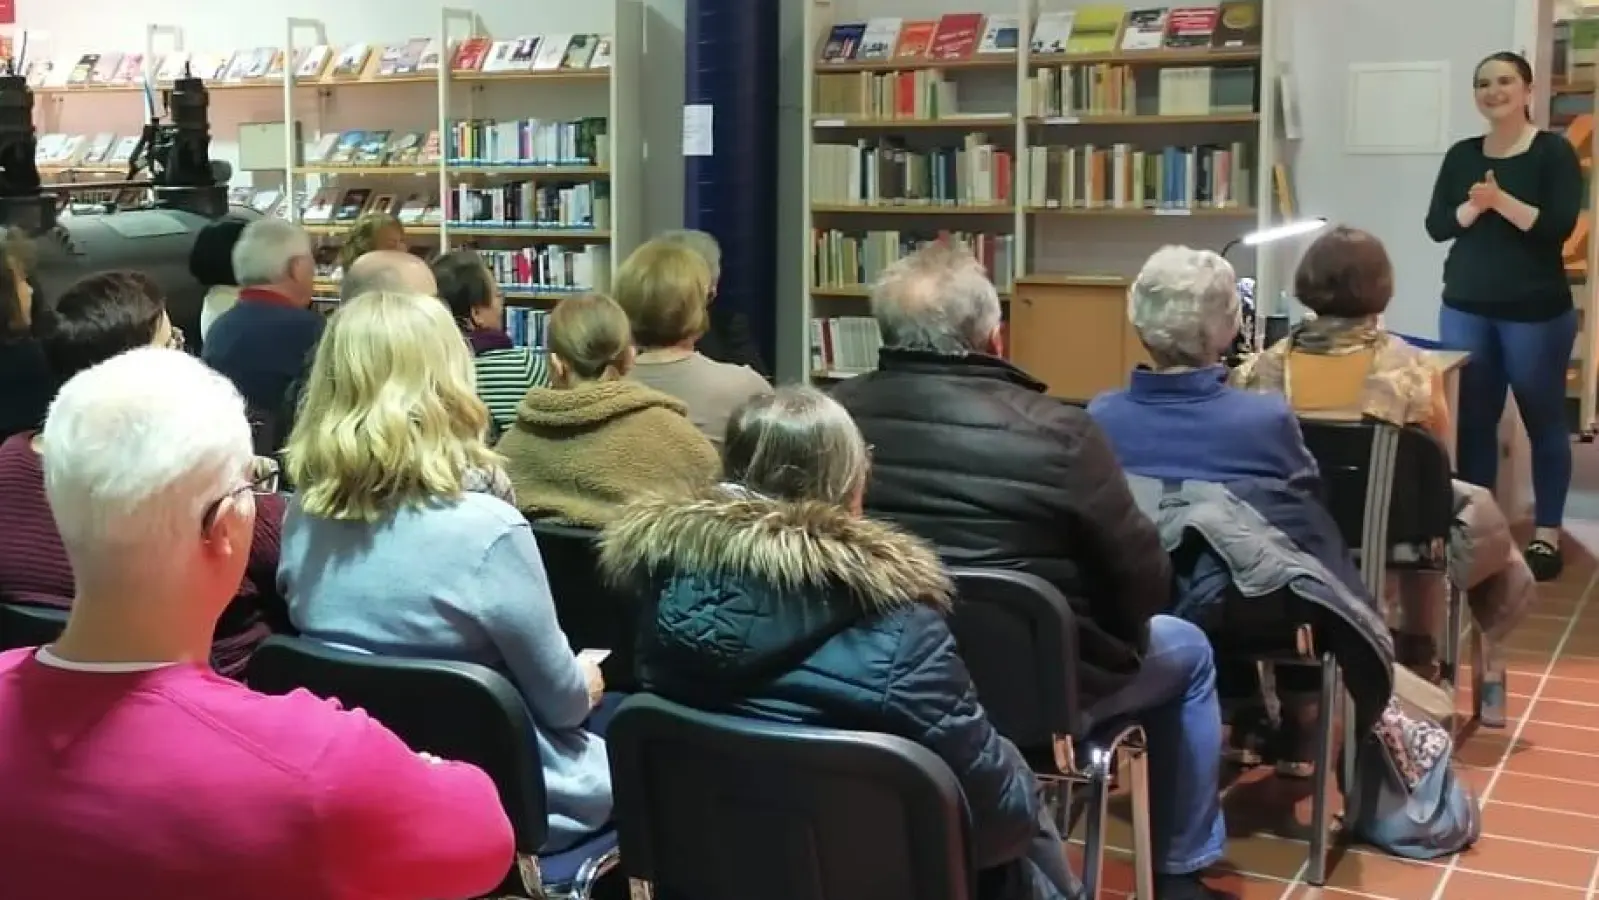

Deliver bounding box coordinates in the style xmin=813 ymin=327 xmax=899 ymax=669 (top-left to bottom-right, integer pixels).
xmin=1344 ymin=61 xmax=1451 ymax=154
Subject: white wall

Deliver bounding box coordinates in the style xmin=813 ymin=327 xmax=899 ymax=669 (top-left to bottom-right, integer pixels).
xmin=12 ymin=0 xmax=688 ymax=236
xmin=1288 ymin=0 xmax=1522 ymax=338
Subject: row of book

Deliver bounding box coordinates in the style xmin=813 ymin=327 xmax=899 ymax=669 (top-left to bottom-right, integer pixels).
xmin=505 ymin=307 xmax=552 ymax=351
xmin=446 ymin=118 xmax=608 ymax=168
xmin=306 ymin=119 xmax=607 ymax=169
xmin=1026 ymin=64 xmax=1257 ymax=119
xmin=471 ymin=245 xmax=613 ymax=295
xmin=18 ymin=34 xmax=612 ymax=90
xmin=446 ymin=183 xmax=609 ymax=231
xmin=812 ymin=229 xmax=1015 ymax=293
xmin=810 ymin=317 xmax=883 ymax=376
xmin=811 ymin=135 xmax=1013 ymax=208
xmin=1023 ymin=142 xmax=1254 ymax=211
xmin=35 ymin=133 xmax=139 ymax=168
xmin=818 ymin=3 xmax=1260 ymax=65
xmin=814 ymin=70 xmax=969 ymax=120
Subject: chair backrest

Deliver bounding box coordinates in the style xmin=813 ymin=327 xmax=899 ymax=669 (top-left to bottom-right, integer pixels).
xmin=609 ymin=693 xmax=975 ymax=900
xmin=529 ymin=520 xmax=640 ymax=692
xmin=245 ymin=635 xmax=547 ymax=855
xmin=945 ymin=568 xmax=1080 ymax=748
xmin=1299 ymin=420 xmax=1454 ymax=592
xmin=0 ymin=603 xmax=69 ymax=652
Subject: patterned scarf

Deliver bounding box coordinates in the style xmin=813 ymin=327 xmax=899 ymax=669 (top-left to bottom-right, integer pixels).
xmin=463 ymin=465 xmax=517 ymax=507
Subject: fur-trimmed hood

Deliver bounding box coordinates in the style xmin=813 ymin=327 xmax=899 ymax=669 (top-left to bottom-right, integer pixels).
xmin=599 ymin=488 xmax=953 ymax=684
xmin=598 ymin=488 xmax=952 ymax=612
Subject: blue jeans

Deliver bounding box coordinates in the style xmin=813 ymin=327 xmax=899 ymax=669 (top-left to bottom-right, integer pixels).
xmin=1085 ymin=616 xmax=1225 ymax=875
xmin=1438 ymin=306 xmax=1577 ymax=527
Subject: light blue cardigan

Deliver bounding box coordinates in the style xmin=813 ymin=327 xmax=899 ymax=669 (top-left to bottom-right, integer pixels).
xmin=277 ymin=490 xmax=609 ymax=851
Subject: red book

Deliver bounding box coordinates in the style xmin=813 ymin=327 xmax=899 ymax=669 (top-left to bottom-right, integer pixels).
xmin=927 ymin=13 xmax=984 ymax=61
xmin=894 ymin=20 xmax=938 ymax=58
xmin=452 ymin=37 xmax=491 ymax=72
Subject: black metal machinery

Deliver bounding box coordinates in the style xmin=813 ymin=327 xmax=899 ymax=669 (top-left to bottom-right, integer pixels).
xmin=0 ymin=64 xmax=252 ymax=341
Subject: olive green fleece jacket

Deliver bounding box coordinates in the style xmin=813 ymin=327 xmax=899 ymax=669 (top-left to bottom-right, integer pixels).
xmin=496 ymin=379 xmax=721 ymax=528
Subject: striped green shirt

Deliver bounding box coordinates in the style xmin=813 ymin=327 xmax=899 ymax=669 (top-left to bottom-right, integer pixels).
xmin=475 ymin=347 xmax=549 ymax=433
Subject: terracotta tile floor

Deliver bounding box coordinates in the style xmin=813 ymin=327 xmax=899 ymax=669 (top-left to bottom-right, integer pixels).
xmin=1071 ymin=533 xmax=1599 ymax=899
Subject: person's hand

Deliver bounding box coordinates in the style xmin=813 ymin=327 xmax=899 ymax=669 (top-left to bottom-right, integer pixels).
xmin=580 ymin=658 xmax=605 ymax=709
xmin=1468 ymin=170 xmax=1502 ymax=211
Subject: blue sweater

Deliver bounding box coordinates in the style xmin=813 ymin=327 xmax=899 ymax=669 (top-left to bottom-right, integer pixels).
xmin=1089 ymin=365 xmax=1318 ymax=485
xmin=201 ymin=291 xmax=324 ymax=414
xmin=277 ymin=490 xmax=609 ymax=851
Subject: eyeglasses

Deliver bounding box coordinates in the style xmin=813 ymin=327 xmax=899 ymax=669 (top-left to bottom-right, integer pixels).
xmin=200 ymin=456 xmax=280 ymax=534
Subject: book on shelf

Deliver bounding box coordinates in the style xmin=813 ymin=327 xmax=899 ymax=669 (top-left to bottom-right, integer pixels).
xmin=504 ymin=307 xmax=551 ymax=350
xmin=810 ymin=317 xmax=883 ymax=376
xmin=469 ymin=244 xmax=613 ymax=294
xmin=811 ymin=133 xmax=1013 ymax=208
xmin=1024 ymin=142 xmax=1253 ymax=211
xmin=446 ymin=181 xmax=609 ymax=231
xmin=813 ymin=229 xmax=1015 ymax=292
xmin=1027 ymin=63 xmax=1257 ymax=118
xmin=446 ymin=118 xmax=609 ymax=167
xmin=304 ymin=129 xmax=442 ymax=167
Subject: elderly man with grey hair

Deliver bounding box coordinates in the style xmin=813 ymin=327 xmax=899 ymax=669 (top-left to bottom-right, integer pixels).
xmin=201 ymin=217 xmax=325 ymax=416
xmin=833 ymin=243 xmax=1233 ymax=899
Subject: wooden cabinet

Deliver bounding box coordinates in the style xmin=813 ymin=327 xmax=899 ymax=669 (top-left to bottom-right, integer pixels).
xmin=1009 ymin=275 xmax=1149 ymax=402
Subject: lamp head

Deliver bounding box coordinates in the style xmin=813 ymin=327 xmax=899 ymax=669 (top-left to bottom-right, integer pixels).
xmin=1241 ymin=217 xmax=1329 ymax=247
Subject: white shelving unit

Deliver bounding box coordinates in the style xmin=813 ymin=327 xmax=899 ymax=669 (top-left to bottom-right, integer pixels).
xmin=797 ymin=0 xmax=1287 ymax=393
xmin=277 ymin=4 xmax=644 ymax=304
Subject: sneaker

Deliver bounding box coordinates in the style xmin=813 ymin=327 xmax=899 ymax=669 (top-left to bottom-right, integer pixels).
xmin=1526 ymin=540 xmax=1564 ymax=582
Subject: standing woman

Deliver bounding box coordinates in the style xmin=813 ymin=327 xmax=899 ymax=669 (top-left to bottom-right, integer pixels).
xmin=1425 ymin=50 xmax=1584 ymax=581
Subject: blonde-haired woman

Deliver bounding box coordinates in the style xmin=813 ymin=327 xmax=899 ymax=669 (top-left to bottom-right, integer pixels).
xmin=337 ymin=213 xmax=407 ymax=272
xmin=497 ymin=293 xmax=718 ymax=527
xmin=599 ymin=386 xmax=1077 ymax=900
xmin=277 ymin=290 xmax=613 ymax=852
xmin=614 ymin=238 xmax=770 ymax=448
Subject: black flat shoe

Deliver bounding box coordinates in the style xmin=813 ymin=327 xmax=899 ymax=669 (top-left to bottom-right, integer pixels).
xmin=1527 ymin=540 xmax=1564 ymax=583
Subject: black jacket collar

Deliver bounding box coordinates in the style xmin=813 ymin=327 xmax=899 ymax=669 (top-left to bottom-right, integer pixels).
xmin=876 ymin=348 xmax=1048 ymax=394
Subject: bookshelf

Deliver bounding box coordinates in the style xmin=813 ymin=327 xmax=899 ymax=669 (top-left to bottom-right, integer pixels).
xmin=1551 ymin=15 xmax=1599 ymax=438
xmin=798 ymin=0 xmax=1284 ymax=398
xmin=277 ymin=6 xmax=643 ymax=311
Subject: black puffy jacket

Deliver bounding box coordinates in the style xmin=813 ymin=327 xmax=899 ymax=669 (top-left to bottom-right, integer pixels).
xmin=831 ymin=349 xmax=1172 ymax=707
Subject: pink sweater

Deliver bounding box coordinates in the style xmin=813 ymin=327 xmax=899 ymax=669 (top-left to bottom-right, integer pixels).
xmin=0 ymin=648 xmax=515 ymax=899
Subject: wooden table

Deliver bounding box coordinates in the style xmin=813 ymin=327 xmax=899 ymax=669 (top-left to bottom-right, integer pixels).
xmin=1427 ymin=349 xmax=1533 ymax=521
xmin=1428 ymin=350 xmax=1470 ymax=464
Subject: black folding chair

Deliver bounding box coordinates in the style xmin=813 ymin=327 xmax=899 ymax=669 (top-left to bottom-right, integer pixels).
xmin=246 ymin=635 xmax=619 ymax=899
xmin=1300 ymin=420 xmax=1471 ymax=712
xmin=945 ymin=568 xmax=1153 ymax=900
xmin=530 ymin=521 xmax=641 ymax=692
xmin=0 ymin=603 xmax=70 ymax=651
xmin=608 ymin=692 xmax=975 ymax=900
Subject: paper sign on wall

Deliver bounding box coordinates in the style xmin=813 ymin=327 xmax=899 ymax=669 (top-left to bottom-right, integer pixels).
xmin=683 ymin=104 xmax=713 ymax=157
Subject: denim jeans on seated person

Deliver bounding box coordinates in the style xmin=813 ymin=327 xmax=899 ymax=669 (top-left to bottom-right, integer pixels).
xmin=1083 ymin=615 xmax=1226 ymax=875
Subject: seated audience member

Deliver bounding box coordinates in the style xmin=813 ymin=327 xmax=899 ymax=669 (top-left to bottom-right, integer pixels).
xmin=0 ymin=347 xmax=513 ymax=900
xmin=497 ymin=293 xmax=719 ymax=527
xmin=433 ymin=249 xmax=549 ymax=434
xmin=1233 ymin=226 xmax=1535 ymax=673
xmin=202 ymin=218 xmax=324 ymax=415
xmin=192 ymin=218 xmax=247 ymax=343
xmin=338 ymin=213 xmax=408 ymax=274
xmin=341 ymin=249 xmax=437 ymax=300
xmin=613 ymin=238 xmax=770 ymax=448
xmin=831 ymin=244 xmax=1230 ymax=899
xmin=1090 ymin=245 xmax=1318 ymax=485
xmin=278 ymin=290 xmax=610 ymax=852
xmin=1090 ymin=246 xmax=1322 ymax=774
xmin=655 ymin=228 xmax=767 ymax=374
xmin=0 ymin=230 xmax=51 ymax=442
xmin=600 ymin=386 xmax=1079 ymax=900
xmin=0 ymin=271 xmax=284 ymax=677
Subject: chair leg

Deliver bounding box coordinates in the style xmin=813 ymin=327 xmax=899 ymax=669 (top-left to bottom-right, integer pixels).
xmin=1306 ymin=655 xmax=1340 ymax=886
xmin=1340 ymin=688 xmax=1359 ymax=826
xmin=1127 ymin=741 xmax=1156 ymax=900
xmin=1081 ymin=762 xmax=1113 ymax=898
xmin=1048 ymin=778 xmax=1075 ymax=836
xmin=1442 ymin=573 xmax=1463 ymax=694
